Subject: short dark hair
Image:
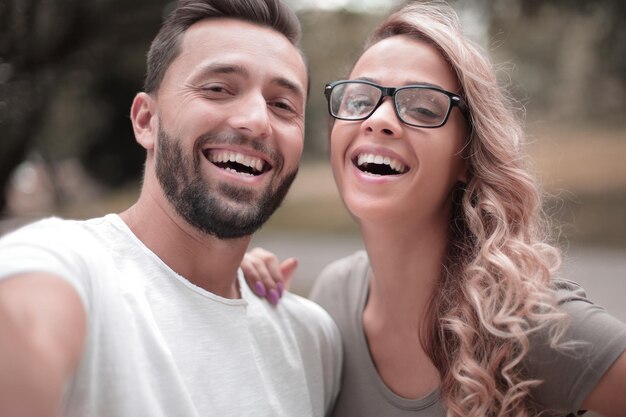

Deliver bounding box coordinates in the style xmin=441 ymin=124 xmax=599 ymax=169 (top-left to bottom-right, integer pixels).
xmin=144 ymin=0 xmax=302 ymax=93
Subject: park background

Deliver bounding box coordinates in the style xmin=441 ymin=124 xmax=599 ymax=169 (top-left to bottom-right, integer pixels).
xmin=1 ymin=2 xmax=625 ymax=409
xmin=1 ymin=0 xmax=625 ymax=293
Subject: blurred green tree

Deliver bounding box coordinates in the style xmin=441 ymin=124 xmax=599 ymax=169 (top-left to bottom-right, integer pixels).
xmin=0 ymin=0 xmax=169 ymax=212
xmin=1 ymin=0 xmax=624 ymax=216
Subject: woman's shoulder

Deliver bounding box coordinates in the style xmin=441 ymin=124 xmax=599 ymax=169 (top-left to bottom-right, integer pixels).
xmin=550 ymin=278 xmax=588 ymax=303
xmin=314 ymin=250 xmax=368 ymax=289
xmin=309 ymin=250 xmax=369 ymax=313
xmin=527 ymin=278 xmax=626 ymax=412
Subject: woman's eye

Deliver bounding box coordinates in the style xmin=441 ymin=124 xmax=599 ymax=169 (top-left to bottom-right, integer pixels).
xmin=352 ymin=99 xmax=372 ymax=109
xmin=413 ymin=107 xmax=440 ymax=118
xmin=345 ymin=97 xmax=373 ymax=115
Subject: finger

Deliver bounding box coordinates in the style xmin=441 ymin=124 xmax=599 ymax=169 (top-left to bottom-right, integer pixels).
xmin=241 ymin=254 xmax=266 ymax=297
xmin=248 ymin=255 xmax=281 ymax=304
xmin=279 ymin=258 xmax=298 ymax=292
xmin=245 ymin=248 xmax=285 ymax=305
xmin=242 ymin=251 xmax=281 ymax=299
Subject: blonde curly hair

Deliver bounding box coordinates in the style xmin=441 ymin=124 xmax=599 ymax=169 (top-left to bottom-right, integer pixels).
xmin=366 ymin=2 xmax=566 ymax=415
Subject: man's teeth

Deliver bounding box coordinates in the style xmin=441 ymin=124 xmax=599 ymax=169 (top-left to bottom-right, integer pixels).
xmin=208 ymin=150 xmax=265 ymax=175
xmin=224 ymin=167 xmax=253 ymax=176
xmin=356 ymin=153 xmax=406 ymax=174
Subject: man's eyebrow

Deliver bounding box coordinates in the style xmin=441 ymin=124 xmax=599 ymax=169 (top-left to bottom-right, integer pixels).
xmin=197 ymin=63 xmax=249 ymax=77
xmin=273 ymin=77 xmax=305 ymax=100
xmin=192 ymin=63 xmax=304 ymax=99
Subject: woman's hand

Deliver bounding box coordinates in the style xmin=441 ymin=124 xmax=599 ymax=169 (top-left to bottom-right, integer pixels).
xmin=241 ymin=247 xmax=298 ymax=305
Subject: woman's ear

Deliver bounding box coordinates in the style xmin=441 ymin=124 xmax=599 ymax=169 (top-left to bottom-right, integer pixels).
xmin=457 ymin=164 xmax=469 ymax=184
xmin=130 ymin=92 xmax=157 ymax=151
xmin=456 ymin=133 xmax=472 ymax=184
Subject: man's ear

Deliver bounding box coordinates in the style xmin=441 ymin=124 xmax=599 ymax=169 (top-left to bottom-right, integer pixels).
xmin=130 ymin=92 xmax=157 ymax=150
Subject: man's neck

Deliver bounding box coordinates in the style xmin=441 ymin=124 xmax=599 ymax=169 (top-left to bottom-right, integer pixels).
xmin=119 ymin=192 xmax=251 ymax=299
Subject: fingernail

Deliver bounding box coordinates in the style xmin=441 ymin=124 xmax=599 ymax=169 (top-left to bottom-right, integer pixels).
xmin=276 ymin=282 xmax=284 ymax=297
xmin=267 ymin=289 xmax=278 ymax=306
xmin=254 ymin=281 xmax=266 ymax=297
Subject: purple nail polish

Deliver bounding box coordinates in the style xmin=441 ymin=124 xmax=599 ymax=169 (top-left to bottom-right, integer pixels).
xmin=276 ymin=282 xmax=284 ymax=297
xmin=254 ymin=281 xmax=266 ymax=297
xmin=267 ymin=289 xmax=278 ymax=305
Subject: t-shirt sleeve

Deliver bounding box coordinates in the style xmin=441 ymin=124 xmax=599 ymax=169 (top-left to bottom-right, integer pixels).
xmin=309 ymin=300 xmax=343 ymax=416
xmin=0 ymin=219 xmax=93 ymax=310
xmin=277 ymin=290 xmax=343 ymax=416
xmin=526 ymin=279 xmax=626 ymax=414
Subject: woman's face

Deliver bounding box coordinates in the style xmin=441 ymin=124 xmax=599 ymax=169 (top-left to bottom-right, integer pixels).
xmin=330 ymin=35 xmax=469 ymax=227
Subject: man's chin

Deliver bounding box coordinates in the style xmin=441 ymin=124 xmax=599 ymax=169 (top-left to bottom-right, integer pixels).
xmin=193 ymin=210 xmax=267 ymax=240
xmin=174 ymin=168 xmax=297 ymax=240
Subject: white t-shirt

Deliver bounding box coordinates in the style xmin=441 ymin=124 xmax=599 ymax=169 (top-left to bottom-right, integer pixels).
xmin=0 ymin=215 xmax=342 ymax=417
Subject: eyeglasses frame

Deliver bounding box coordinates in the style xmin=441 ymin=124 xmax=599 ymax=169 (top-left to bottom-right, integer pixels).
xmin=324 ymin=79 xmax=469 ymax=128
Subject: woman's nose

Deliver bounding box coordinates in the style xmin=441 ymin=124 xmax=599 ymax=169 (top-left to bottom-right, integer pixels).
xmin=361 ymin=99 xmax=403 ymax=139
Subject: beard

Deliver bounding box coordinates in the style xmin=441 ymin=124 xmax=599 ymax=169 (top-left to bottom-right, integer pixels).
xmin=154 ymin=126 xmax=298 ymax=239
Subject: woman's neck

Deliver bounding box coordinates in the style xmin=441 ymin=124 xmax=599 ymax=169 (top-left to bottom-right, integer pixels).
xmin=359 ymin=217 xmax=449 ymax=397
xmin=360 ymin=216 xmax=450 ymax=328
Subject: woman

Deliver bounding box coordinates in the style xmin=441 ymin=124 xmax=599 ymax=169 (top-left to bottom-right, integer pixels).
xmin=242 ymin=1 xmax=626 ymax=415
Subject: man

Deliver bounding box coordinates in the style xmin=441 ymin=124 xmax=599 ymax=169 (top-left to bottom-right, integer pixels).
xmin=0 ymin=1 xmax=341 ymax=416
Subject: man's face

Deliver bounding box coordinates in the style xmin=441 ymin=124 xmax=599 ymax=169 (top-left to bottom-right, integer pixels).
xmin=152 ymin=19 xmax=307 ymax=239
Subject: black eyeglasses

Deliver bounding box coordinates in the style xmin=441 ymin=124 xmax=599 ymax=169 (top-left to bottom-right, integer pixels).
xmin=324 ymin=80 xmax=469 ymax=128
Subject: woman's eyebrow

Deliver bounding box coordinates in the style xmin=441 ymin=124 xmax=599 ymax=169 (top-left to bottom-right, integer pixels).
xmin=354 ymin=76 xmax=443 ymax=89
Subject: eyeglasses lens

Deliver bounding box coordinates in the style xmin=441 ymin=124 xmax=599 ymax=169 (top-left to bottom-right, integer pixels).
xmin=331 ymin=83 xmax=381 ymax=119
xmin=395 ymin=88 xmax=450 ymax=127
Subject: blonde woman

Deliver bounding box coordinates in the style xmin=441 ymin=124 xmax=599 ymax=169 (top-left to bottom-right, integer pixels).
xmin=243 ymin=1 xmax=626 ymax=415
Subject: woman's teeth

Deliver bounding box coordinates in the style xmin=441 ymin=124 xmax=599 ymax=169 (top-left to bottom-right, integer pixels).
xmin=355 ymin=153 xmax=407 ymax=176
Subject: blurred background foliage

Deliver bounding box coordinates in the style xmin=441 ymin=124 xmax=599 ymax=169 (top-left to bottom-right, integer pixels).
xmin=0 ymin=0 xmax=625 ymax=246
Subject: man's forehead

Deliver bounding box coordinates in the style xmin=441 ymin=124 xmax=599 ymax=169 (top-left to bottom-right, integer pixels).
xmin=176 ymin=18 xmax=307 ymax=93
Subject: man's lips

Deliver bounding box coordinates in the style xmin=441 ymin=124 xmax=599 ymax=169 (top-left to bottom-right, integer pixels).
xmin=203 ymin=148 xmax=271 ymax=177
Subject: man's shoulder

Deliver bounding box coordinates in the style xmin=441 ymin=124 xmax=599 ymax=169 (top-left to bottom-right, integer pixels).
xmin=2 ymin=216 xmax=76 ymax=234
xmin=1 ymin=217 xmax=89 ymax=252
xmin=278 ymin=291 xmax=338 ymax=331
xmin=273 ymin=292 xmax=342 ymax=366
xmin=0 ymin=215 xmax=118 ymax=285
xmin=1 ymin=216 xmax=109 ymax=242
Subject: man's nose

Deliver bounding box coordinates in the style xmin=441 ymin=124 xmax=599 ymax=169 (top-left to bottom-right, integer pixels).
xmin=228 ymin=92 xmax=272 ymax=139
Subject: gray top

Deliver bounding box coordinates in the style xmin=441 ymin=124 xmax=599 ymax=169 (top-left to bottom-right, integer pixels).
xmin=310 ymin=250 xmax=626 ymax=417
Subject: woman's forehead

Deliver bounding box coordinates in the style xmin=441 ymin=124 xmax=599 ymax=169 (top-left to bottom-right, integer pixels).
xmin=349 ymin=35 xmax=460 ymax=92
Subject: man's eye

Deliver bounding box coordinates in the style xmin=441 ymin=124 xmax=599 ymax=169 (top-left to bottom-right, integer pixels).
xmin=270 ymin=100 xmax=297 ymax=115
xmin=200 ymin=84 xmax=233 ymax=96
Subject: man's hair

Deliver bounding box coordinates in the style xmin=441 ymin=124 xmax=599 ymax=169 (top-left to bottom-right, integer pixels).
xmin=144 ymin=0 xmax=302 ymax=93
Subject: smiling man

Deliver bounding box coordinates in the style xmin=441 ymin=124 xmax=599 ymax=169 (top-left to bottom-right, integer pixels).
xmin=0 ymin=1 xmax=341 ymax=416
